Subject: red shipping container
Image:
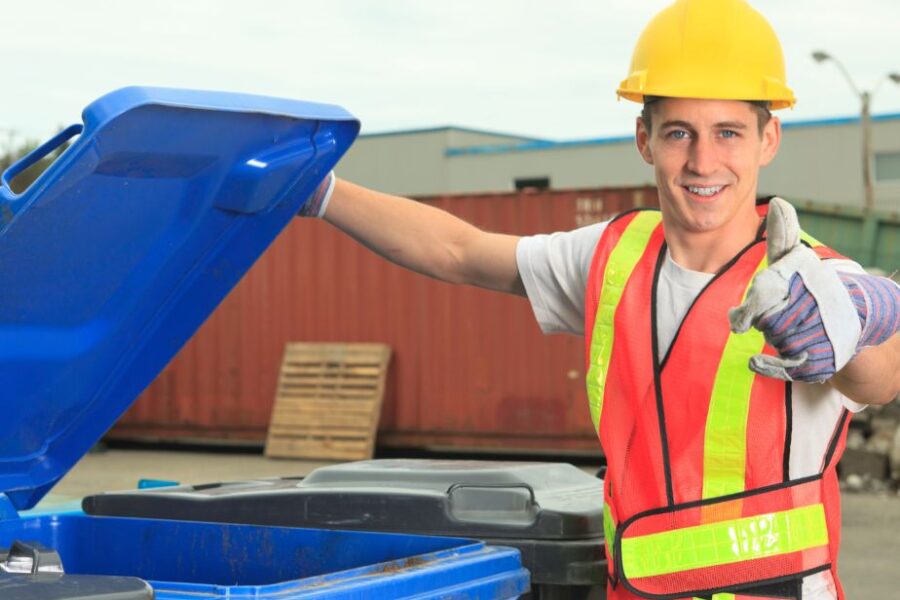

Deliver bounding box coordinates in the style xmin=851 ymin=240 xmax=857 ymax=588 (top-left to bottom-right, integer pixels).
xmin=110 ymin=186 xmax=659 ymax=454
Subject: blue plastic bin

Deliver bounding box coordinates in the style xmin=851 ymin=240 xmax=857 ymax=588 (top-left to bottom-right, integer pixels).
xmin=0 ymin=513 xmax=528 ymax=599
xmin=0 ymin=88 xmax=529 ymax=599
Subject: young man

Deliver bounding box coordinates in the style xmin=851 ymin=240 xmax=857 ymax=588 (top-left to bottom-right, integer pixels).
xmin=300 ymin=1 xmax=899 ymax=598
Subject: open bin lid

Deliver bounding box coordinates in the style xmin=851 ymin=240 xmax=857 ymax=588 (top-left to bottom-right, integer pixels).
xmin=0 ymin=87 xmax=359 ymax=511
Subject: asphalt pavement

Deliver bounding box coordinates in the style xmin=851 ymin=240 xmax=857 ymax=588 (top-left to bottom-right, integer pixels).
xmin=47 ymin=448 xmax=900 ymax=597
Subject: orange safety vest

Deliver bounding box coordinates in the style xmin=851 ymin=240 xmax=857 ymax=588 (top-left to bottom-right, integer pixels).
xmin=584 ymin=201 xmax=848 ymax=600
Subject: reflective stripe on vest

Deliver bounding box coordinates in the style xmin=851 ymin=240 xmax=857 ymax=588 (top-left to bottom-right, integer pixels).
xmin=586 ymin=210 xmax=662 ymax=431
xmin=801 ymin=230 xmax=845 ymax=260
xmin=800 ymin=230 xmax=825 ymax=248
xmin=621 ymin=503 xmax=828 ymax=579
xmin=753 ymin=199 xmax=844 ymax=260
xmin=666 ymin=242 xmax=809 ymax=598
xmin=702 ymin=255 xmax=768 ymax=503
xmin=603 ymin=503 xmax=617 ymax=565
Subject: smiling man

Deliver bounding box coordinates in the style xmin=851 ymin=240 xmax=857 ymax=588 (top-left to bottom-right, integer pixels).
xmin=635 ymin=97 xmax=780 ymax=273
xmin=297 ymin=1 xmax=900 ymax=598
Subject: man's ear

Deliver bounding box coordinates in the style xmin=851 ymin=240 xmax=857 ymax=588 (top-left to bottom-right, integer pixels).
xmin=635 ymin=116 xmax=654 ymax=165
xmin=759 ymin=116 xmax=781 ymax=166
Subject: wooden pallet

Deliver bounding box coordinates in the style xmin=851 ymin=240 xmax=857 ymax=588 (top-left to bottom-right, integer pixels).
xmin=265 ymin=342 xmax=392 ymax=460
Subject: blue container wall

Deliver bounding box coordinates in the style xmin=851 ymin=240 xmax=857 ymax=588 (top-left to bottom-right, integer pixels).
xmin=2 ymin=514 xmax=468 ymax=585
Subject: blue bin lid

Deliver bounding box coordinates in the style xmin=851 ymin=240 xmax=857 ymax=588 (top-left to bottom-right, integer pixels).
xmin=0 ymin=87 xmax=359 ymax=511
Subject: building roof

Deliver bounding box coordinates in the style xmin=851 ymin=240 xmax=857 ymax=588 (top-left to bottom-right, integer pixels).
xmin=359 ymin=125 xmax=547 ymax=143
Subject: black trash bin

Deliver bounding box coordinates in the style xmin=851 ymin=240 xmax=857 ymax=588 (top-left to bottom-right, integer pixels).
xmin=84 ymin=459 xmax=607 ymax=599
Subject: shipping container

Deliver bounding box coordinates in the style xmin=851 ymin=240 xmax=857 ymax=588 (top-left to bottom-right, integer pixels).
xmin=110 ymin=186 xmax=659 ymax=453
xmin=790 ymin=199 xmax=900 ymax=272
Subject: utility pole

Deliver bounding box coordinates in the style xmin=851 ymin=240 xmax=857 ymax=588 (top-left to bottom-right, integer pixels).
xmin=860 ymin=90 xmax=873 ymax=213
xmin=812 ymin=51 xmax=900 ymax=213
xmin=0 ymin=128 xmax=19 ymax=171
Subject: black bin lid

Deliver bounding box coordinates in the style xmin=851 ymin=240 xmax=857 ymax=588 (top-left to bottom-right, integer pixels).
xmin=83 ymin=459 xmax=608 ymax=587
xmin=85 ymin=459 xmax=605 ymax=540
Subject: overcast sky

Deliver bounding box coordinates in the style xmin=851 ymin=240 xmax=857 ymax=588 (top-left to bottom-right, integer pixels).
xmin=3 ymin=0 xmax=900 ymax=144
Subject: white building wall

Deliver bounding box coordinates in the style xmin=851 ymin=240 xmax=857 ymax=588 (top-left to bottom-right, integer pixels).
xmin=445 ymin=140 xmax=654 ymax=194
xmin=336 ymin=128 xmax=535 ymax=197
xmin=759 ymin=119 xmax=900 ymax=211
xmin=336 ymin=118 xmax=900 ymax=212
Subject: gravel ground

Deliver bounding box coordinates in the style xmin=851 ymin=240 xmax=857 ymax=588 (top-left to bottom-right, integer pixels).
xmin=43 ymin=448 xmax=900 ymax=597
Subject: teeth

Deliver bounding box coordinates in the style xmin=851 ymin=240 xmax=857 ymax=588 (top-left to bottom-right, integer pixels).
xmin=687 ymin=185 xmax=723 ymax=197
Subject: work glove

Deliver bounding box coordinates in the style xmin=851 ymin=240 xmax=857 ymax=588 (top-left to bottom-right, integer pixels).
xmin=728 ymin=197 xmax=899 ymax=383
xmin=297 ymin=171 xmax=336 ymax=218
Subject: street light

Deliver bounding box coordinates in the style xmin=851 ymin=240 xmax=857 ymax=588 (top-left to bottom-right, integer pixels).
xmin=0 ymin=128 xmax=21 ymax=171
xmin=812 ymin=51 xmax=900 ymax=213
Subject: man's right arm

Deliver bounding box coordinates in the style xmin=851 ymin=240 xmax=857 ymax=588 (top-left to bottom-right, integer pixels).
xmin=322 ymin=178 xmax=526 ymax=296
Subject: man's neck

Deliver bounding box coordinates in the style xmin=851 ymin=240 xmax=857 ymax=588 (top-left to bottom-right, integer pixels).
xmin=665 ymin=209 xmax=761 ymax=274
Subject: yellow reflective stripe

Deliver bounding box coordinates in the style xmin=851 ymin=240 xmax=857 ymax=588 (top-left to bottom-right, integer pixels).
xmin=799 ymin=230 xmax=825 ymax=248
xmin=702 ymin=255 xmax=769 ymax=501
xmin=694 ymin=595 xmax=735 ymax=600
xmin=604 ymin=503 xmax=617 ymax=563
xmin=621 ymin=504 xmax=829 ymax=579
xmin=586 ymin=211 xmax=661 ymax=430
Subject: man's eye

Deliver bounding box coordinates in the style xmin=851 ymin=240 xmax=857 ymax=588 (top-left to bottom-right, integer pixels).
xmin=720 ymin=130 xmax=739 ymax=138
xmin=667 ymin=130 xmax=689 ymax=140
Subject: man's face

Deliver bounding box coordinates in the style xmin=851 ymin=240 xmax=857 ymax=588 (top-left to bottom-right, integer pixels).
xmin=635 ymin=98 xmax=781 ymax=238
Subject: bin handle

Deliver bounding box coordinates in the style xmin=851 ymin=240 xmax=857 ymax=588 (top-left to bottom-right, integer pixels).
xmin=446 ymin=482 xmax=538 ymax=506
xmin=1 ymin=541 xmax=64 ymax=574
xmin=1 ymin=124 xmax=83 ymax=196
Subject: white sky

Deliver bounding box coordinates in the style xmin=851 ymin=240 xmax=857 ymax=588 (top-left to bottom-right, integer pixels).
xmin=3 ymin=0 xmax=900 ymax=144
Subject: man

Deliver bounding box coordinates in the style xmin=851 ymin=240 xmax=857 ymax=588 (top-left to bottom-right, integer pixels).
xmin=299 ymin=1 xmax=899 ymax=598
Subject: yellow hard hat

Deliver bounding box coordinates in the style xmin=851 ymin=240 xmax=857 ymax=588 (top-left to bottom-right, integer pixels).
xmin=617 ymin=0 xmax=796 ymax=110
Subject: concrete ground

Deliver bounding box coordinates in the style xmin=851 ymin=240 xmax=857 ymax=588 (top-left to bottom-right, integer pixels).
xmin=43 ymin=448 xmax=900 ymax=597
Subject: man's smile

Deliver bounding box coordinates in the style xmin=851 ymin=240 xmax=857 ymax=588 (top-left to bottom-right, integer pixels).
xmin=681 ymin=183 xmax=729 ymax=202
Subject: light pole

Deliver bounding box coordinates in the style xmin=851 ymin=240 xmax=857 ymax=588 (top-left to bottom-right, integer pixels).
xmin=812 ymin=50 xmax=900 ymax=213
xmin=0 ymin=128 xmax=20 ymax=171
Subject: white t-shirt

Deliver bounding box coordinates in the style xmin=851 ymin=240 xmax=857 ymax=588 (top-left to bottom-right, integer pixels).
xmin=516 ymin=220 xmax=864 ymax=600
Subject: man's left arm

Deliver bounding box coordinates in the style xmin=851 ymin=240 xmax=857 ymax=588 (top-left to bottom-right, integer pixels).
xmin=832 ymin=332 xmax=900 ymax=405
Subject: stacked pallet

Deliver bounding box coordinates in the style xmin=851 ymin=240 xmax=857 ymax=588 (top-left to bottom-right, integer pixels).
xmin=265 ymin=343 xmax=391 ymax=461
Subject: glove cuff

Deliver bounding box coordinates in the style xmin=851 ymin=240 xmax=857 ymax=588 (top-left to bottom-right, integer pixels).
xmin=839 ymin=272 xmax=900 ymax=349
xmin=298 ymin=171 xmax=336 ymax=218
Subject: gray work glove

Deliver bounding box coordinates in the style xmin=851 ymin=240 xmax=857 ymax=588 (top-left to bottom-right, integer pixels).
xmin=728 ymin=198 xmax=861 ymax=382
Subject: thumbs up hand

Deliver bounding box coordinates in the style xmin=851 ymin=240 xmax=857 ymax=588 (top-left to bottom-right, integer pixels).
xmin=728 ymin=198 xmax=862 ymax=383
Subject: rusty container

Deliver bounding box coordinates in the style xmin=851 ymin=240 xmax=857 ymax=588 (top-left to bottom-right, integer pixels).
xmin=110 ymin=186 xmax=659 ymax=454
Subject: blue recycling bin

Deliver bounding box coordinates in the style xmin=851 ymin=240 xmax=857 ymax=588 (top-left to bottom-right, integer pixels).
xmin=0 ymin=514 xmax=528 ymax=599
xmin=0 ymin=88 xmax=530 ymax=599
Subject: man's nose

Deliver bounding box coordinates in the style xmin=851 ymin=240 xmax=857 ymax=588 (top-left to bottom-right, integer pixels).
xmin=687 ymin=135 xmax=718 ymax=177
